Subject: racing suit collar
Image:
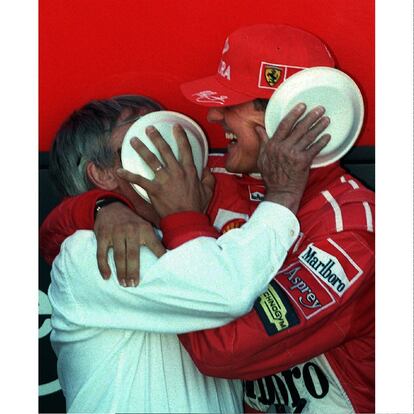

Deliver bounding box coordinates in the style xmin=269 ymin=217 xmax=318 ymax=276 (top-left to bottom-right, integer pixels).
xmin=237 ymin=162 xmax=344 ymax=200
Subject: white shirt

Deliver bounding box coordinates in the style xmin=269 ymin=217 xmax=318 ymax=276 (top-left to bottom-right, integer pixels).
xmin=49 ymin=202 xmax=299 ymax=413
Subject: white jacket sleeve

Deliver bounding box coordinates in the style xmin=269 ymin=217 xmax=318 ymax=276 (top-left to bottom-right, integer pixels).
xmin=49 ymin=202 xmax=299 ymax=334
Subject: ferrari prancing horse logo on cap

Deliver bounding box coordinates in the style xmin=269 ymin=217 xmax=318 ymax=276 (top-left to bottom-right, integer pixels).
xmin=264 ymin=66 xmax=282 ymax=87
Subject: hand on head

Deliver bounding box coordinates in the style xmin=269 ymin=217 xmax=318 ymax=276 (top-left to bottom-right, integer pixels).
xmin=93 ymin=124 xmax=215 ymax=286
xmin=117 ymin=124 xmax=215 ymax=217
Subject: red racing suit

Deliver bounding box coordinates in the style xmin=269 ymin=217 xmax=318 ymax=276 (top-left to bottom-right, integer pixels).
xmin=40 ymin=154 xmax=375 ymax=413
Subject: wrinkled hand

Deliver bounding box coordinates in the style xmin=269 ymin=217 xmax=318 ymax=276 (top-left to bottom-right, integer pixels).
xmin=94 ymin=202 xmax=166 ymax=287
xmin=256 ymin=103 xmax=331 ymax=213
xmin=117 ymin=124 xmax=215 ymax=217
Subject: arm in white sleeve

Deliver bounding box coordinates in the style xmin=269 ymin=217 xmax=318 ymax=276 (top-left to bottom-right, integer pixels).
xmin=49 ymin=202 xmax=299 ymax=334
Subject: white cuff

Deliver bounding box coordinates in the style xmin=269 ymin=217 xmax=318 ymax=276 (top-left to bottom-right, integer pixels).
xmin=245 ymin=201 xmax=300 ymax=251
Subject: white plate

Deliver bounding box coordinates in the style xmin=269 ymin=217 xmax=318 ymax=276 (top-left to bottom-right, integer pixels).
xmin=264 ymin=67 xmax=364 ymax=168
xmin=121 ymin=111 xmax=209 ymax=202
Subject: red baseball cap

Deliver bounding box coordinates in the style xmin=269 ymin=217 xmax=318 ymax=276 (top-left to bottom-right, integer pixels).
xmin=180 ymin=24 xmax=335 ymax=107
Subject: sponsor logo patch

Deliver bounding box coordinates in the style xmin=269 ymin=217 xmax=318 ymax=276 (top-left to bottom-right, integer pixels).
xmin=264 ymin=66 xmax=282 ymax=86
xmin=244 ymin=356 xmax=342 ymax=413
xmin=213 ymin=209 xmax=249 ymax=232
xmin=277 ymin=263 xmax=336 ymax=319
xmin=299 ymin=239 xmax=363 ymax=297
xmin=248 ymin=184 xmax=265 ymax=202
xmin=221 ymin=218 xmax=246 ymax=234
xmin=192 ymin=90 xmax=228 ymax=105
xmin=258 ymin=62 xmax=305 ymax=90
xmin=254 ymin=280 xmax=299 ymax=335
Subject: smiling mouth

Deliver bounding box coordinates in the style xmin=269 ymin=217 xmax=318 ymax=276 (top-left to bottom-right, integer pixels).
xmin=225 ymin=131 xmax=238 ymax=144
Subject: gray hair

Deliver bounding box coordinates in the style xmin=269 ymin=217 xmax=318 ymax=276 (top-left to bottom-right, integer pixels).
xmin=49 ymin=95 xmax=164 ymax=197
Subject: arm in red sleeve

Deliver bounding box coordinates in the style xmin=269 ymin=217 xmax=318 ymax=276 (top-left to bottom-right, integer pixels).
xmin=178 ymin=228 xmax=374 ymax=380
xmin=159 ymin=211 xmax=220 ymax=249
xmin=39 ymin=189 xmax=133 ymax=265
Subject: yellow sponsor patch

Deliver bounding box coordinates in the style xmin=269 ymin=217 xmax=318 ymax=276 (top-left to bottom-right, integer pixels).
xmin=254 ymin=280 xmax=300 ymax=335
xmin=259 ymin=284 xmax=289 ymax=331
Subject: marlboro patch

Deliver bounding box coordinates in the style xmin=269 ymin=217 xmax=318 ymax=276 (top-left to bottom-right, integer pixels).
xmin=254 ymin=280 xmax=300 ymax=336
xmin=298 ymin=239 xmax=363 ymax=297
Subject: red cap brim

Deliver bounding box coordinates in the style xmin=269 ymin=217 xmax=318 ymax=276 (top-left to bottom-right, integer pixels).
xmin=180 ymin=75 xmax=255 ymax=107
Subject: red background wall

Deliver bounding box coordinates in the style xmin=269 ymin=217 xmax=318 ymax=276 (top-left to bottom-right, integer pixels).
xmin=39 ymin=0 xmax=374 ymax=151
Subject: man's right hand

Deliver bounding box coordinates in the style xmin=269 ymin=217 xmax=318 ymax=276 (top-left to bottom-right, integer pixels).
xmin=256 ymin=103 xmax=331 ymax=214
xmin=117 ymin=124 xmax=215 ymax=217
xmin=94 ymin=202 xmax=166 ymax=287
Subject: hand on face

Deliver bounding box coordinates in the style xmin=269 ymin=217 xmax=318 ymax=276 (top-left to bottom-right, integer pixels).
xmin=256 ymin=103 xmax=331 ymax=214
xmin=117 ymin=124 xmax=215 ymax=217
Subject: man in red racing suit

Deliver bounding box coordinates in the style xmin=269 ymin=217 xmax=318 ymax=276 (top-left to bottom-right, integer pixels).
xmin=40 ymin=24 xmax=375 ymax=413
xmin=40 ymin=152 xmax=375 ymax=413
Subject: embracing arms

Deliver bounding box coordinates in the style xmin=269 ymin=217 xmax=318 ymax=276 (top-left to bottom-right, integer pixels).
xmin=41 ymin=103 xmax=330 ymax=283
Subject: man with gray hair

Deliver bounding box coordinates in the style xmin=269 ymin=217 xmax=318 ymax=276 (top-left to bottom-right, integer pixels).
xmin=45 ymin=93 xmax=328 ymax=413
xmin=42 ymin=24 xmax=375 ymax=414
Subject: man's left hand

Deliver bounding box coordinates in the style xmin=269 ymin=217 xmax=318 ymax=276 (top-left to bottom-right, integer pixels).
xmin=256 ymin=103 xmax=331 ymax=213
xmin=94 ymin=202 xmax=166 ymax=287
